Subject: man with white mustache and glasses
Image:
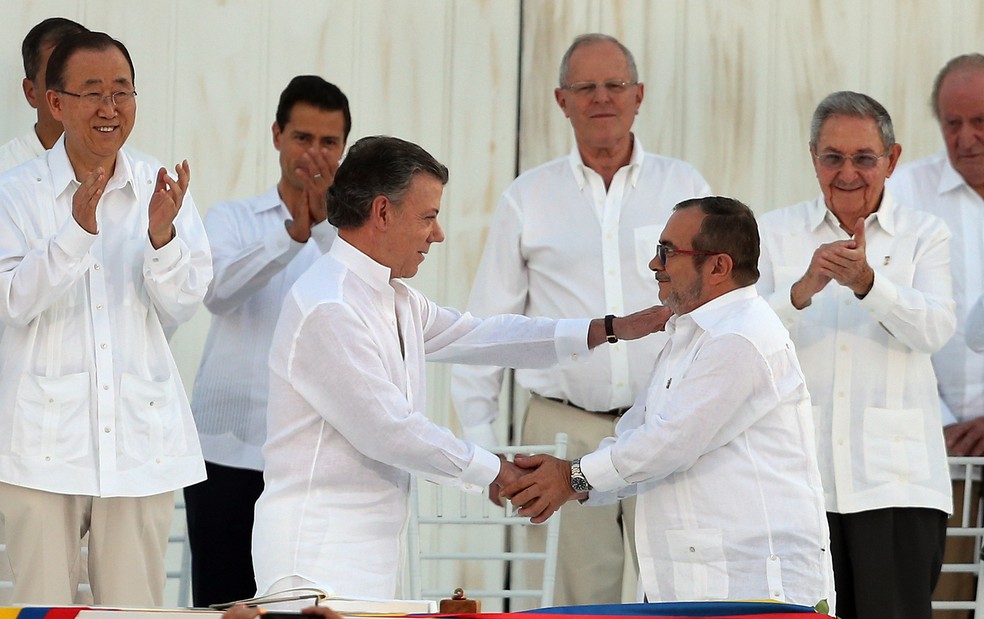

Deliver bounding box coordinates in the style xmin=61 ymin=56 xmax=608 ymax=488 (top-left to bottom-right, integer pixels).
xmin=757 ymin=91 xmax=956 ymax=619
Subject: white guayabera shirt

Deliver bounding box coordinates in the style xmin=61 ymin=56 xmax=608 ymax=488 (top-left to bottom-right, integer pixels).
xmin=581 ymin=286 xmax=834 ymax=608
xmin=0 ymin=137 xmax=213 ymax=497
xmin=757 ymin=193 xmax=955 ymax=515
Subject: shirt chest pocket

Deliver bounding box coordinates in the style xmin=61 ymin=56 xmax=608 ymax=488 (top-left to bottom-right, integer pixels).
xmin=12 ymin=372 xmax=91 ymax=461
xmin=665 ymin=528 xmax=729 ymax=600
xmin=118 ymin=373 xmax=186 ymax=459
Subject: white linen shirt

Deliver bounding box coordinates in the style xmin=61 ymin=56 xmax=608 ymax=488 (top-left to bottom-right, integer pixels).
xmin=0 ymin=129 xmax=44 ymax=173
xmin=0 ymin=137 xmax=212 ymax=497
xmin=888 ymin=150 xmax=984 ymax=426
xmin=191 ymin=186 xmax=336 ymax=470
xmin=451 ymin=137 xmax=710 ymax=445
xmin=579 ymin=286 xmax=833 ymax=607
xmin=252 ymin=237 xmax=590 ymax=599
xmin=757 ymin=193 xmax=955 ymax=514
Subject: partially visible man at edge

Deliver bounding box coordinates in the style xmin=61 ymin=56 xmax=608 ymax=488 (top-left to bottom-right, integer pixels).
xmin=0 ymin=16 xmax=88 ymax=171
xmin=887 ymin=53 xmax=984 ymax=619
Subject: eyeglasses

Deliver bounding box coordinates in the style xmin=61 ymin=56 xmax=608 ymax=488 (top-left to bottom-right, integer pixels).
xmin=562 ymin=80 xmax=638 ymax=98
xmin=813 ymin=151 xmax=887 ymax=170
xmin=57 ymin=89 xmax=137 ymax=109
xmin=655 ymin=243 xmax=720 ymax=264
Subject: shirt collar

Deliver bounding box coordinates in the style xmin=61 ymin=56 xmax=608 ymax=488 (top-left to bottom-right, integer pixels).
xmin=253 ymin=185 xmax=287 ymax=214
xmin=686 ymin=285 xmax=760 ymax=332
xmin=330 ymin=236 xmax=394 ymax=294
xmin=937 ymin=150 xmax=972 ymax=195
xmin=48 ymin=136 xmax=135 ymax=199
xmin=566 ymin=134 xmax=645 ymax=189
xmin=808 ymin=190 xmax=899 ymax=236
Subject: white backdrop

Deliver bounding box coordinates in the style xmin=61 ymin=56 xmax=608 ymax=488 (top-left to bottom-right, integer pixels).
xmin=0 ymin=0 xmax=981 ymax=606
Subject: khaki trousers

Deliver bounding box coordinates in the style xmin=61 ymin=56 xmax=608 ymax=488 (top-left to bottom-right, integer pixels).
xmin=518 ymin=395 xmax=638 ymax=608
xmin=0 ymin=482 xmax=173 ymax=606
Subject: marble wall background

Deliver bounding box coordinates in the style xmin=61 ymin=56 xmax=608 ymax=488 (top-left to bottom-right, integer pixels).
xmin=0 ymin=0 xmax=981 ymax=606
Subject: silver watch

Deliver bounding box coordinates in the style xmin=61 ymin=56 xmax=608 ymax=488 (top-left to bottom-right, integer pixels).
xmin=570 ymin=457 xmax=590 ymax=493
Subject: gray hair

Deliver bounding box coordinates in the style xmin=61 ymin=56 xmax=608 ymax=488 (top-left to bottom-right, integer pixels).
xmin=809 ymin=91 xmax=895 ymax=150
xmin=558 ymin=33 xmax=638 ymax=87
xmin=327 ymin=136 xmax=449 ymax=229
xmin=931 ymin=53 xmax=984 ymax=120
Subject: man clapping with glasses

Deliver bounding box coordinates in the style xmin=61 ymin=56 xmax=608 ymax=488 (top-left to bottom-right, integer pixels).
xmin=757 ymin=91 xmax=955 ymax=619
xmin=0 ymin=31 xmax=211 ymax=607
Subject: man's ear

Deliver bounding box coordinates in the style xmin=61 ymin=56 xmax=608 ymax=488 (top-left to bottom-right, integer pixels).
xmin=369 ymin=194 xmax=390 ymax=229
xmin=272 ymin=121 xmax=283 ymax=151
xmin=45 ymin=89 xmax=64 ymax=122
xmin=708 ymin=253 xmax=734 ymax=284
xmin=23 ymin=78 xmax=39 ymax=110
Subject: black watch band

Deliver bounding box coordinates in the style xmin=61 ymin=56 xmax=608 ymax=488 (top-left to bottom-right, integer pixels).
xmin=605 ymin=314 xmax=618 ymax=344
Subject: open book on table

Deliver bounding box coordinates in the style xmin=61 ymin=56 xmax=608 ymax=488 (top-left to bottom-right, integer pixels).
xmin=209 ymin=587 xmax=437 ymax=616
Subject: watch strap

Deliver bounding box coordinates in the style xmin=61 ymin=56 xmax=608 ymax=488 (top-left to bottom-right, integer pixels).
xmin=604 ymin=314 xmax=618 ymax=344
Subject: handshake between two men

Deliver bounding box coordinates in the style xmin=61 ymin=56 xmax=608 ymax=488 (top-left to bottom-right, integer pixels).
xmin=493 ymin=453 xmax=585 ymax=524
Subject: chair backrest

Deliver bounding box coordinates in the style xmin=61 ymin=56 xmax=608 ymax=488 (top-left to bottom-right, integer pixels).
xmin=407 ymin=432 xmax=568 ymax=610
xmin=932 ymin=456 xmax=984 ymax=614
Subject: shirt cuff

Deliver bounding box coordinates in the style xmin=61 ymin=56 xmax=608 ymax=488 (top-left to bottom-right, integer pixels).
xmin=579 ymin=445 xmax=627 ymax=492
xmin=144 ymin=231 xmax=184 ymax=271
xmin=457 ymin=446 xmax=501 ymax=494
xmin=855 ymin=271 xmax=897 ymax=316
xmin=56 ymin=214 xmax=99 ymax=258
xmin=463 ymin=423 xmax=499 ymax=449
xmin=554 ymin=318 xmax=591 ymax=363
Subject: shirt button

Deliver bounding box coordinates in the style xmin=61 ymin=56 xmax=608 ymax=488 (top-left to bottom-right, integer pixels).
xmin=93 ymin=264 xmax=101 ymax=270
xmin=840 ymin=345 xmax=848 ymax=352
xmin=103 ymin=384 xmax=110 ymax=390
xmin=45 ymin=456 xmax=51 ymax=461
xmin=96 ymin=304 xmax=103 ymax=310
xmin=837 ymin=392 xmax=846 ymax=398
xmin=689 ymin=546 xmax=696 ymax=552
xmin=570 ymin=353 xmax=579 ymax=360
xmin=770 ymin=554 xmax=778 ymax=561
xmin=152 ymin=257 xmax=160 ymax=263
xmin=156 ymin=458 xmax=161 ymax=464
xmin=104 ymin=426 xmax=111 ymax=433
xmin=149 ymin=401 xmax=155 ymax=407
xmin=48 ymin=398 xmax=54 ymax=403
xmin=836 ymin=438 xmax=845 ymax=446
xmin=100 ymin=343 xmax=108 ymax=349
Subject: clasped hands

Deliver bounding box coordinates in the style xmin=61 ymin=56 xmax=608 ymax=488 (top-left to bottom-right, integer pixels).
xmin=488 ymin=454 xmax=585 ymax=523
xmin=791 ymin=216 xmax=874 ymax=309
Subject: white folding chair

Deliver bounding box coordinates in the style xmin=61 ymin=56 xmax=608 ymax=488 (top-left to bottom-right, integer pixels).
xmin=407 ymin=432 xmax=567 ymax=610
xmin=932 ymin=456 xmax=984 ymax=614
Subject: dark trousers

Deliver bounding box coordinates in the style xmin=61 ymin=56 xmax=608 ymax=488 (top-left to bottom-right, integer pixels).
xmin=184 ymin=461 xmax=265 ymax=607
xmin=828 ymin=507 xmax=948 ymax=619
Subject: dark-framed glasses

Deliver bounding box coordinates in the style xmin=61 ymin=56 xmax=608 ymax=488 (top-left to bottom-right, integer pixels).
xmin=562 ymin=80 xmax=638 ymax=98
xmin=57 ymin=89 xmax=137 ymax=109
xmin=655 ymin=243 xmax=720 ymax=264
xmin=814 ymin=151 xmax=887 ymax=170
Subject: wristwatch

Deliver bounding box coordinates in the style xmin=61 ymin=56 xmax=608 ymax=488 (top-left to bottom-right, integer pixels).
xmin=570 ymin=458 xmax=590 ymax=493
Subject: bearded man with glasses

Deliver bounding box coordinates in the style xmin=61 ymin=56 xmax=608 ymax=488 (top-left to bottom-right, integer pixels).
xmin=451 ymin=32 xmax=710 ymax=607
xmin=0 ymin=31 xmax=211 ymax=606
xmin=757 ymin=91 xmax=956 ymax=619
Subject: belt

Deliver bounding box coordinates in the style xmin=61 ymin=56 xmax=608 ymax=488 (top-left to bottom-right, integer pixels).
xmin=539 ymin=394 xmax=630 ymax=416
